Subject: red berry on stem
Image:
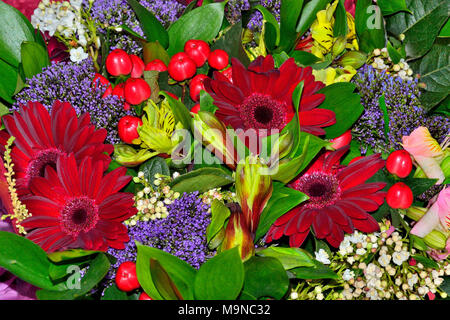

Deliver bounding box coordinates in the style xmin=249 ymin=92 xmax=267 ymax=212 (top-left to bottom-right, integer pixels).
xmin=115 ymin=261 xmax=140 ymax=292
xmin=124 ymin=78 xmax=151 ymax=105
xmin=191 ymin=103 xmax=200 ymax=114
xmin=118 ymin=115 xmax=143 ymax=144
xmin=105 ymin=49 xmax=132 ymax=76
xmin=386 ymin=150 xmax=413 ymax=178
xmin=184 ymin=39 xmax=210 ymax=67
xmin=386 ymin=182 xmax=413 ymax=209
xmin=208 ymin=49 xmax=229 ymax=70
xmin=168 ymin=52 xmax=197 ymax=82
xmin=139 ymin=292 xmax=153 ymax=300
xmin=189 ymin=74 xmax=208 ymax=102
xmin=144 ymin=59 xmax=168 ymax=72
xmin=330 ymin=130 xmax=352 ymax=149
xmin=129 ymin=54 xmax=145 ymax=78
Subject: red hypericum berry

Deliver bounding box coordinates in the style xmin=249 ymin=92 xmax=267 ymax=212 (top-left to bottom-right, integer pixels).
xmin=124 ymin=78 xmax=151 ymax=105
xmin=168 ymin=52 xmax=197 ymax=82
xmin=189 ymin=74 xmax=209 ymax=102
xmin=115 ymin=261 xmax=140 ymax=292
xmin=164 ymin=91 xmax=179 ymax=100
xmin=139 ymin=292 xmax=153 ymax=300
xmin=330 ymin=130 xmax=352 ymax=149
xmin=105 ymin=49 xmax=132 ymax=76
xmin=112 ymin=83 xmax=131 ymax=110
xmin=208 ymin=49 xmax=229 ymax=70
xmin=184 ymin=39 xmax=210 ymax=67
xmin=118 ymin=116 xmax=143 ymax=144
xmin=348 ymin=156 xmax=364 ymax=165
xmin=221 ymin=67 xmax=233 ymax=83
xmin=386 ymin=182 xmax=413 ymax=209
xmin=144 ymin=59 xmax=168 ymax=72
xmin=129 ymin=54 xmax=145 ymax=78
xmin=386 ymin=150 xmax=413 ymax=178
xmin=191 ymin=103 xmax=200 ymax=114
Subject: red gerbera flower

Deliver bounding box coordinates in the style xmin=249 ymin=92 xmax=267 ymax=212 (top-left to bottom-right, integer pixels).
xmin=3 ymin=101 xmax=113 ymax=195
xmin=204 ymin=55 xmax=335 ymax=136
xmin=20 ymin=153 xmax=136 ymax=252
xmin=266 ymin=146 xmax=387 ymax=248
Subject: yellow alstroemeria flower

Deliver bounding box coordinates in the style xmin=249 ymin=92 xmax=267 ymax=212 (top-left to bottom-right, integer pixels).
xmin=312 ymin=65 xmax=357 ymax=86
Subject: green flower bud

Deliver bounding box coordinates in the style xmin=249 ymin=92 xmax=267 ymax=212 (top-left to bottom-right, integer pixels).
xmin=405 ymin=206 xmax=427 ymax=222
xmin=270 ymin=131 xmax=294 ymax=162
xmin=332 ymin=36 xmax=347 ymax=57
xmin=337 ymin=51 xmax=368 ymax=69
xmin=423 ymin=230 xmax=447 ymax=250
xmin=113 ymin=144 xmax=157 ymax=167
xmin=440 ymin=155 xmax=450 ymax=179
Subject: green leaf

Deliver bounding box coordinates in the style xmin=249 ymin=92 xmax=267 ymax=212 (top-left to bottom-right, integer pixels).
xmin=241 ymin=256 xmax=289 ymax=300
xmin=386 ymin=41 xmax=403 ymax=64
xmin=282 ymin=81 xmax=304 ymax=156
xmin=0 ymin=58 xmax=19 ymax=103
xmin=278 ymin=0 xmax=304 ymax=52
xmin=139 ymin=156 xmax=170 ymax=189
xmin=256 ymin=247 xmax=315 ymax=270
xmin=167 ymin=2 xmax=226 ymax=55
xmin=150 ymin=259 xmax=184 ymax=300
xmin=47 ymin=249 xmax=100 ymax=264
xmin=317 ymin=82 xmax=364 ymax=139
xmin=127 ymin=0 xmax=169 ymax=48
xmin=290 ymin=259 xmax=339 ymax=280
xmin=194 ymin=247 xmax=244 ymax=300
xmin=169 ymin=167 xmax=234 ymax=194
xmin=206 ymin=199 xmax=231 ymax=244
xmin=0 ymin=231 xmax=61 ymax=290
xmin=439 ymin=18 xmax=450 ymax=37
xmin=136 ymin=244 xmax=197 ymax=300
xmin=296 ymin=0 xmax=332 ymax=36
xmin=386 ymin=0 xmax=448 ymax=58
xmin=378 ymin=0 xmax=411 ymax=15
xmin=160 ymin=91 xmax=192 ymax=129
xmin=355 ymin=0 xmax=386 ymax=53
xmin=378 ymin=94 xmax=390 ymax=140
xmin=102 ymin=284 xmax=129 ymax=300
xmin=211 ymin=20 xmax=250 ymax=67
xmin=142 ymin=41 xmax=171 ymax=66
xmin=255 ymin=182 xmax=309 ymax=241
xmin=199 ymin=90 xmax=218 ymax=113
xmin=290 ymin=50 xmax=321 ymax=67
xmin=0 ymin=1 xmax=35 ymax=67
xmin=254 ymin=5 xmax=280 ymax=51
xmin=36 ymin=253 xmax=110 ymax=300
xmin=315 ymin=239 xmax=332 ymax=257
xmin=411 ymin=255 xmax=440 ymax=269
xmin=402 ymin=177 xmax=438 ymax=197
xmin=333 ymin=0 xmax=348 ymax=37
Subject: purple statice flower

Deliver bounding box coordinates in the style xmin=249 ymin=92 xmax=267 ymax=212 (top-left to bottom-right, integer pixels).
xmin=247 ymin=0 xmax=281 ymax=31
xmin=84 ymin=0 xmax=185 ymax=54
xmin=352 ymin=65 xmax=449 ymax=154
xmin=13 ymin=59 xmax=135 ymax=144
xmin=106 ymin=192 xmax=212 ymax=280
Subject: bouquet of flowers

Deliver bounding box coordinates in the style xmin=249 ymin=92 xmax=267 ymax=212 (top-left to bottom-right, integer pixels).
xmin=0 ymin=0 xmax=448 ymax=302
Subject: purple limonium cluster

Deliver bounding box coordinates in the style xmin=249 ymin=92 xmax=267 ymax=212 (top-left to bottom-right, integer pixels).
xmin=247 ymin=0 xmax=281 ymax=31
xmin=13 ymin=59 xmax=135 ymax=144
xmin=352 ymin=65 xmax=449 ymax=154
xmin=106 ymin=192 xmax=212 ymax=280
xmin=84 ymin=0 xmax=185 ymax=54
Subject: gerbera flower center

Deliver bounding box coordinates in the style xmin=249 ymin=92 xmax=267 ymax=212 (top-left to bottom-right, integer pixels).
xmin=294 ymin=171 xmax=342 ymax=209
xmin=60 ymin=196 xmax=99 ymax=237
xmin=27 ymin=148 xmax=64 ymax=179
xmin=239 ymin=93 xmax=287 ymax=130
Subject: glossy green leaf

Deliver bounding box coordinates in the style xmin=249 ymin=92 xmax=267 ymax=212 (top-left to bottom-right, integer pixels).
xmin=317 ymin=82 xmax=364 ymax=139
xmin=206 ymin=199 xmax=231 ymax=244
xmin=282 ymin=81 xmax=303 ymax=156
xmin=142 ymin=41 xmax=171 ymax=66
xmin=139 ymin=156 xmax=170 ymax=189
xmin=411 ymin=255 xmax=440 ymax=269
xmin=254 ymin=5 xmax=280 ymax=50
xmin=290 ymin=259 xmax=339 ymax=280
xmin=378 ymin=0 xmax=411 ymax=15
xmin=386 ymin=41 xmax=403 ymax=64
xmin=136 ymin=244 xmax=197 ymax=300
xmin=296 ymin=0 xmax=332 ymax=36
xmin=271 ymin=136 xmax=309 ymax=183
xmin=279 ymin=0 xmax=304 ymax=52
xmin=47 ymin=249 xmax=100 ymax=264
xmin=150 ymin=259 xmax=184 ymax=300
xmin=160 ymin=91 xmax=192 ymax=130
xmin=101 ymin=284 xmax=129 ymax=300
xmin=241 ymin=256 xmax=289 ymax=300
xmin=333 ymin=0 xmax=348 ymax=37
xmin=439 ymin=19 xmax=450 ymax=37
xmin=211 ymin=20 xmax=250 ymax=67
xmin=386 ymin=0 xmax=448 ymax=58
xmin=0 ymin=1 xmax=35 ymax=67
xmin=199 ymin=90 xmax=218 ymax=113
xmin=256 ymin=247 xmax=315 ymax=270
xmin=36 ymin=253 xmax=110 ymax=300
xmin=290 ymin=50 xmax=321 ymax=66
xmin=403 ymin=177 xmax=438 ymax=197
xmin=167 ymin=2 xmax=225 ymax=55
xmin=194 ymin=247 xmax=244 ymax=300
xmin=355 ymin=0 xmax=386 ymax=53
xmin=127 ymin=0 xmax=169 ymax=48
xmin=255 ymin=182 xmax=309 ymax=241
xmin=378 ymin=94 xmax=390 ymax=140
xmin=169 ymin=167 xmax=234 ymax=194
xmin=0 ymin=58 xmax=18 ymax=103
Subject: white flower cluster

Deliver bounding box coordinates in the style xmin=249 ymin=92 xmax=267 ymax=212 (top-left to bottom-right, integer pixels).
xmin=370 ymin=48 xmax=414 ymax=81
xmin=128 ymin=172 xmax=180 ymax=225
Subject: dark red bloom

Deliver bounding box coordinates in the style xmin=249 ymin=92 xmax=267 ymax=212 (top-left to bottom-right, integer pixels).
xmin=266 ymin=146 xmax=387 ymax=248
xmin=204 ymin=55 xmax=335 ymax=136
xmin=20 ymin=153 xmax=136 ymax=252
xmin=345 ymin=0 xmax=357 ymax=17
xmin=3 ymin=101 xmax=113 ymax=195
